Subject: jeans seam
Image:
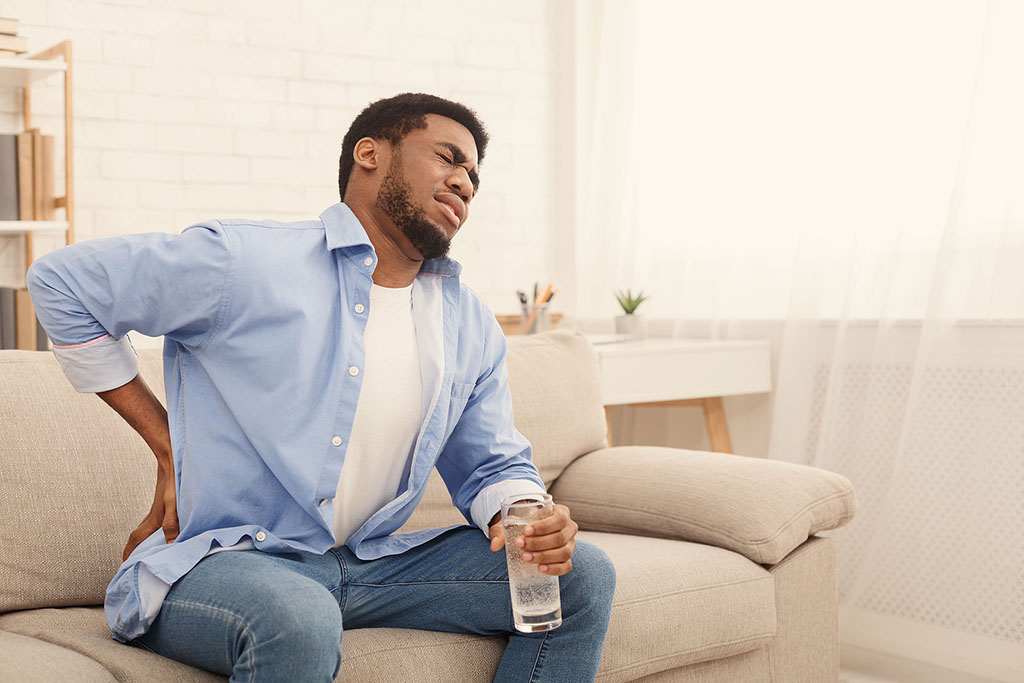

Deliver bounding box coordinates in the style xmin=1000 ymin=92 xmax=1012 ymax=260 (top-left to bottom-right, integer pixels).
xmin=348 ymin=580 xmax=507 ymax=587
xmin=328 ymin=547 xmax=349 ymax=612
xmin=163 ymin=597 xmax=258 ymax=681
xmin=528 ymin=630 xmax=551 ymax=683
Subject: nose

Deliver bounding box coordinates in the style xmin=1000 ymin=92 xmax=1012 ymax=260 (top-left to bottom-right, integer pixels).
xmin=447 ymin=168 xmax=474 ymax=204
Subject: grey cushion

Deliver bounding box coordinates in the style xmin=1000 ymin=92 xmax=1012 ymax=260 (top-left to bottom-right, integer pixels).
xmin=551 ymin=447 xmax=856 ymax=565
xmin=0 ymin=348 xmax=166 ymax=613
xmin=580 ymin=531 xmax=775 ymax=682
xmin=0 ymin=628 xmax=117 ymax=682
xmin=505 ymin=331 xmax=607 ymax=486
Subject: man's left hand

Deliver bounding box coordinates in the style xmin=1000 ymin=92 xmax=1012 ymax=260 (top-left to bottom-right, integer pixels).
xmin=488 ymin=502 xmax=579 ymax=576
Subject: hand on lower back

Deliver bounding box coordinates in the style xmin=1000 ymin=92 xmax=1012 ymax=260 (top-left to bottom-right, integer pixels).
xmin=123 ymin=461 xmax=178 ymax=561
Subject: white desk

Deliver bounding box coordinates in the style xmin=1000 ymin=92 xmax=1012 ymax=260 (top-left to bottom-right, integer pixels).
xmin=592 ymin=338 xmax=772 ymax=452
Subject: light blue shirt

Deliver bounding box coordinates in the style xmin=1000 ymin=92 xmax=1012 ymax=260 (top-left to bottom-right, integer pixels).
xmin=27 ymin=203 xmax=545 ymax=642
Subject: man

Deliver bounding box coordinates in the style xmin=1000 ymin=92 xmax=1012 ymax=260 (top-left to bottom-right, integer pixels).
xmin=28 ymin=93 xmax=615 ymax=682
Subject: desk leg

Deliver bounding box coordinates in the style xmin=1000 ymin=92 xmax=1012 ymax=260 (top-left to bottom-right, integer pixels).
xmin=702 ymin=397 xmax=733 ymax=453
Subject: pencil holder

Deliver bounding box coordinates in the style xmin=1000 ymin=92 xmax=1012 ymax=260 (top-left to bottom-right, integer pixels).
xmin=521 ymin=303 xmax=551 ymax=334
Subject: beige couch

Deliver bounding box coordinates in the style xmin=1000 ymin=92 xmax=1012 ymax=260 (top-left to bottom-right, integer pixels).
xmin=0 ymin=331 xmax=856 ymax=682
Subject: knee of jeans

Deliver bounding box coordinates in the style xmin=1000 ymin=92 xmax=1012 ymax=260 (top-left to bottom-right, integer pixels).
xmin=568 ymin=540 xmax=617 ymax=606
xmin=255 ymin=586 xmax=343 ymax=659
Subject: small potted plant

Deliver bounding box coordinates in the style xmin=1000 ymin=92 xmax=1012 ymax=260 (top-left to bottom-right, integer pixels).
xmin=614 ymin=289 xmax=648 ymax=339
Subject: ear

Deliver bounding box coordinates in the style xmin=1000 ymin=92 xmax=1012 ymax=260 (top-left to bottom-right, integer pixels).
xmin=353 ymin=137 xmax=381 ymax=171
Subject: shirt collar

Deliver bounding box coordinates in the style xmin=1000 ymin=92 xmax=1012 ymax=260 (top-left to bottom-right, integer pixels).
xmin=320 ymin=202 xmax=463 ymax=279
xmin=320 ymin=202 xmax=373 ymax=251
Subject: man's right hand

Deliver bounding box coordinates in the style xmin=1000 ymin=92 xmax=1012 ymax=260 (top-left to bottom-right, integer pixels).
xmin=95 ymin=374 xmax=179 ymax=561
xmin=123 ymin=460 xmax=179 ymax=561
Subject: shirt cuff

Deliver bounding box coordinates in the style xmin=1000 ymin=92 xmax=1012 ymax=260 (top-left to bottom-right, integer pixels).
xmin=52 ymin=334 xmax=139 ymax=393
xmin=470 ymin=479 xmax=548 ymax=537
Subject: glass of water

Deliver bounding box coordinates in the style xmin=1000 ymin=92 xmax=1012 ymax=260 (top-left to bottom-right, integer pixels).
xmin=501 ymin=493 xmax=563 ymax=633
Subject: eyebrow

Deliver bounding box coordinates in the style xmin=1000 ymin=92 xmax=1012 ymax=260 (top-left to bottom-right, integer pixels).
xmin=438 ymin=142 xmax=480 ymax=190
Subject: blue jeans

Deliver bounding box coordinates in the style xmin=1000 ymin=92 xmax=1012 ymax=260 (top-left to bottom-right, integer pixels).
xmin=129 ymin=527 xmax=615 ymax=682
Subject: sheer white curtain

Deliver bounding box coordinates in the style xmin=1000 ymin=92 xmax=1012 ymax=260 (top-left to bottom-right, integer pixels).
xmin=574 ymin=1 xmax=1024 ymax=679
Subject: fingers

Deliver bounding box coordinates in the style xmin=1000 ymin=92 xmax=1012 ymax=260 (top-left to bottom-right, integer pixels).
xmin=512 ymin=503 xmax=580 ymax=576
xmin=163 ymin=512 xmax=179 ymax=544
xmin=518 ymin=507 xmax=579 ymax=553
xmin=161 ymin=472 xmax=179 ymax=543
xmin=123 ymin=518 xmax=158 ymax=561
xmin=521 ymin=503 xmax=574 ymax=538
xmin=522 ymin=537 xmax=576 ymax=568
xmin=488 ymin=523 xmax=505 ymax=552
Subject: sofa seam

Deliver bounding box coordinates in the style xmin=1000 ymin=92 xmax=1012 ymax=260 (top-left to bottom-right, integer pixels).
xmin=609 ymin=574 xmax=772 ymax=608
xmin=339 ymin=635 xmax=496 ymax=664
xmin=597 ymin=632 xmax=775 ymax=677
xmin=563 ymin=486 xmax=854 ymax=546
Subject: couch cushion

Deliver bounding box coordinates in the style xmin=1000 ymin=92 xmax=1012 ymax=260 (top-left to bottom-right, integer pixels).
xmin=0 ymin=532 xmax=776 ymax=683
xmin=504 ymin=331 xmax=607 ymax=485
xmin=0 ymin=347 xmax=167 ymax=613
xmin=0 ymin=606 xmax=503 ymax=683
xmin=580 ymin=531 xmax=776 ymax=682
xmin=0 ymin=628 xmax=118 ymax=682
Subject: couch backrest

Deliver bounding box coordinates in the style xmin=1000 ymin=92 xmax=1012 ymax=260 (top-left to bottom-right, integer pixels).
xmin=401 ymin=330 xmax=607 ymax=531
xmin=0 ymin=330 xmax=606 ymax=611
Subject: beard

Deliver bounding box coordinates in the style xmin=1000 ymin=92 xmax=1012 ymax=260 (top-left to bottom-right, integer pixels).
xmin=375 ymin=159 xmax=452 ymax=260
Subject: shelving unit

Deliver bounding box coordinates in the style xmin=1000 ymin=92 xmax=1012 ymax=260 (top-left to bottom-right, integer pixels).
xmin=0 ymin=41 xmax=74 ymax=281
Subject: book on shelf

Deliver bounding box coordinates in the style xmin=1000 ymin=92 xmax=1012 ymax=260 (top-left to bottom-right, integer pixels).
xmin=0 ymin=286 xmax=14 ymax=349
xmin=0 ymin=16 xmax=22 ymax=57
xmin=0 ymin=134 xmax=17 ymax=219
xmin=11 ymin=128 xmax=54 ymax=221
xmin=0 ymin=33 xmax=26 ymax=54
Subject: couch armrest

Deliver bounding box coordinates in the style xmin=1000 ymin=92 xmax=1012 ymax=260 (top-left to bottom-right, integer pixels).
xmin=548 ymin=446 xmax=856 ymax=565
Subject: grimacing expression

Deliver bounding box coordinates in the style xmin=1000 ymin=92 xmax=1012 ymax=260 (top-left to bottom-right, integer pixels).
xmin=375 ymin=149 xmax=453 ymax=260
xmin=372 ymin=114 xmax=480 ymax=261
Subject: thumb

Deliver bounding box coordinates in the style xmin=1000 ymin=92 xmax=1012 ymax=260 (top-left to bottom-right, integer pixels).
xmin=489 ymin=524 xmax=505 ymax=552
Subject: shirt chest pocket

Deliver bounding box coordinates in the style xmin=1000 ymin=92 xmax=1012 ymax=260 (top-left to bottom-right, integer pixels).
xmin=444 ymin=382 xmax=476 ymax=438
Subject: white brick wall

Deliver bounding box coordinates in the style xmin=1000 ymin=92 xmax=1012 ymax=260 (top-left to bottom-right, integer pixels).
xmin=0 ymin=0 xmax=569 ymax=316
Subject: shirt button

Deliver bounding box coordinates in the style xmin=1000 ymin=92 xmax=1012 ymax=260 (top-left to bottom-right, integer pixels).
xmin=363 ymin=257 xmax=373 ymax=267
xmin=349 ymin=366 xmax=359 ymax=376
xmin=354 ymin=303 xmax=365 ymax=314
xmin=331 ymin=436 xmax=342 ymax=447
xmin=255 ymin=531 xmax=266 ymax=542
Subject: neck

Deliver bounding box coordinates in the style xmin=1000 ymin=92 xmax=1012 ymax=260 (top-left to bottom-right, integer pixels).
xmin=347 ymin=203 xmax=423 ymax=287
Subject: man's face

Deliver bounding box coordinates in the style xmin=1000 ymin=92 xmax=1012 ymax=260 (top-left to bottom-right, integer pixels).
xmin=374 ymin=114 xmax=479 ymax=260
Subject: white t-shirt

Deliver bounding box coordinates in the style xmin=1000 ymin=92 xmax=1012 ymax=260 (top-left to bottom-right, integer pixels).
xmin=332 ymin=282 xmax=422 ymax=546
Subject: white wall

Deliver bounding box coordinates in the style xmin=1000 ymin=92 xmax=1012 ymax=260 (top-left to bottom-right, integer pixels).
xmin=0 ymin=0 xmax=571 ymax=317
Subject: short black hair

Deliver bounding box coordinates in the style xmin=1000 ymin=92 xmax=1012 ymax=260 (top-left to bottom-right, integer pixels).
xmin=338 ymin=93 xmax=490 ymax=201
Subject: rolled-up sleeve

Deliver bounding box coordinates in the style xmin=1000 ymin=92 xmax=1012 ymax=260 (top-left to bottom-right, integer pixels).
xmin=27 ymin=221 xmax=234 ymax=393
xmin=436 ymin=314 xmax=546 ymax=536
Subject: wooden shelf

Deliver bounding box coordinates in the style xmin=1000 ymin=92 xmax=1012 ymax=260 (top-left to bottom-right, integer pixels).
xmin=0 ymin=220 xmax=69 ymax=234
xmin=0 ymin=41 xmax=74 ymax=285
xmin=0 ymin=59 xmax=67 ymax=88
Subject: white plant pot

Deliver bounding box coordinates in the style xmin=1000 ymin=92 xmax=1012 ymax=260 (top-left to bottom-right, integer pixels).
xmin=614 ymin=314 xmax=644 ymax=339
